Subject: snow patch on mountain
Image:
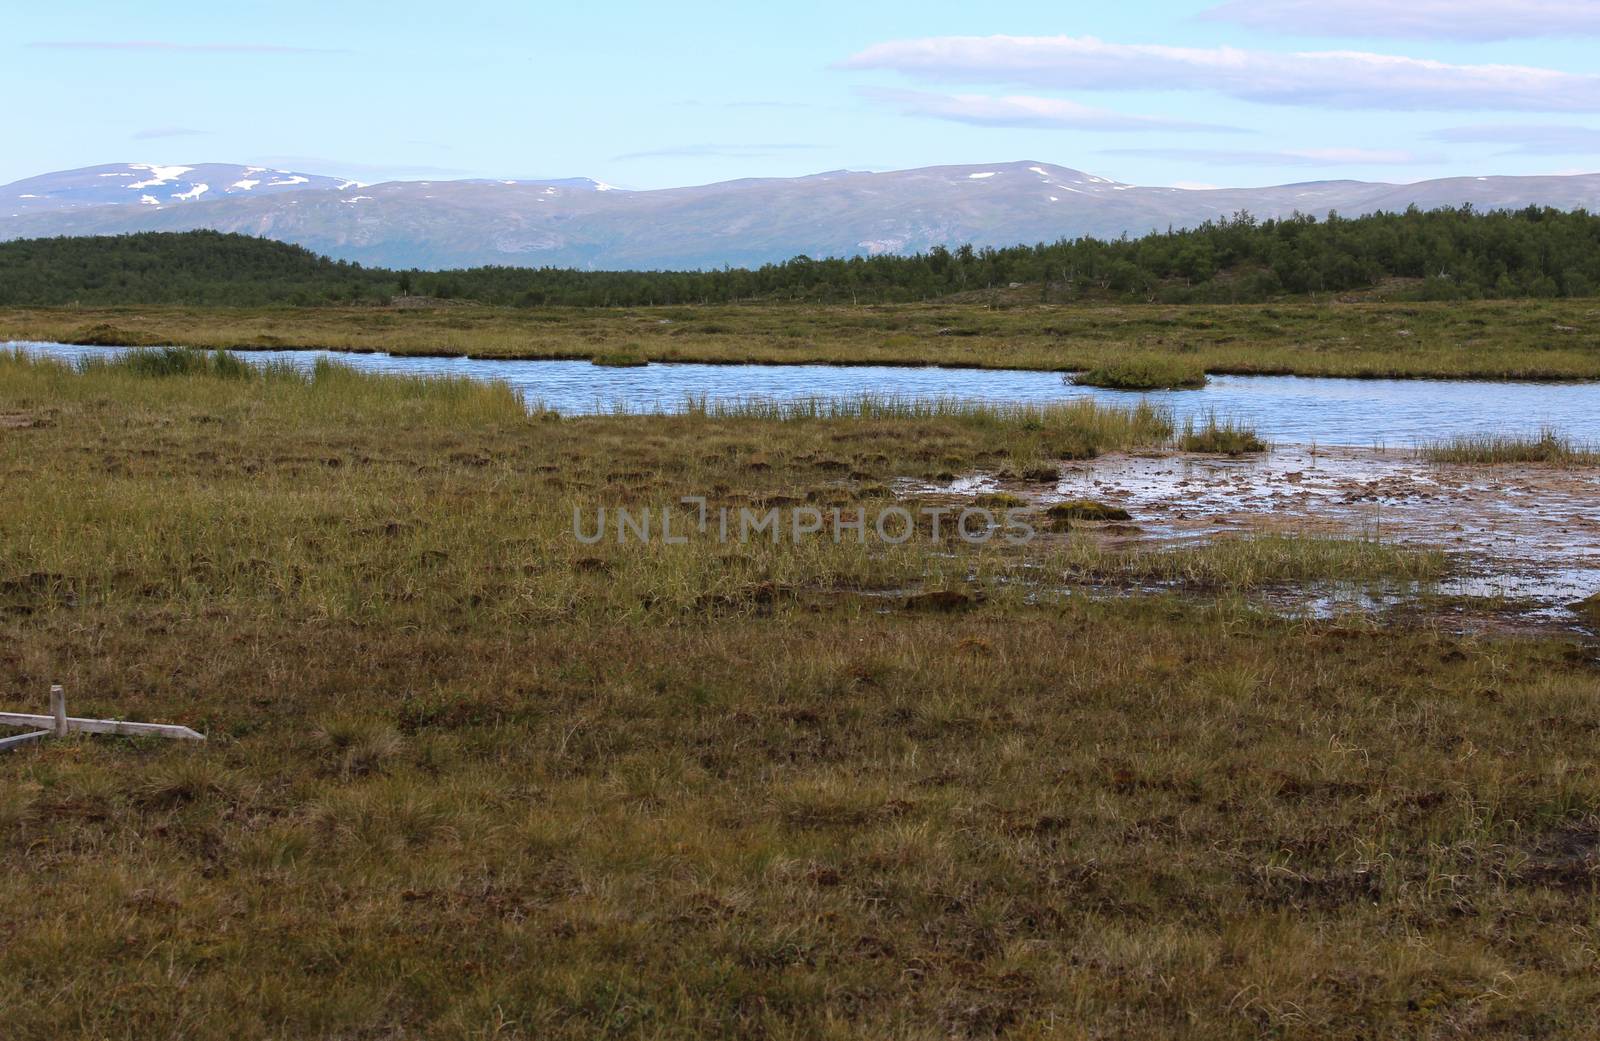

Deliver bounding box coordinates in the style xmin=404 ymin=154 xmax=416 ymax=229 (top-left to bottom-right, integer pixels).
xmin=126 ymin=165 xmax=193 ymax=189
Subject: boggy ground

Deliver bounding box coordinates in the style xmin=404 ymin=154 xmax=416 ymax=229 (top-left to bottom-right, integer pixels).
xmin=2 ymin=353 xmax=1599 ymax=1040
xmin=920 ymin=445 xmax=1600 ymax=631
xmin=3 ymin=296 xmax=1600 ymax=378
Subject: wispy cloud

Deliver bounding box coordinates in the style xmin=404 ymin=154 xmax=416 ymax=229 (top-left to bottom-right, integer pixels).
xmin=859 ymin=87 xmax=1247 ymax=133
xmin=131 ymin=126 xmax=211 ymax=140
xmin=1432 ymin=124 xmax=1600 ymax=155
xmin=1200 ymin=1 xmax=1600 ymax=41
xmin=612 ymin=143 xmax=820 ymax=161
xmin=29 ymin=40 xmax=347 ymax=54
xmin=840 ymin=35 xmax=1600 ymax=112
xmin=1104 ymin=146 xmax=1438 ymax=166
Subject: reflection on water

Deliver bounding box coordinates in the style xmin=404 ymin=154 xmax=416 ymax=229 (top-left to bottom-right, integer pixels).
xmin=11 ymin=341 xmax=1600 ymax=446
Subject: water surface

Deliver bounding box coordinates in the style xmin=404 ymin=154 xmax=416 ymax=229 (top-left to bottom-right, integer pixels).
xmin=11 ymin=341 xmax=1600 ymax=446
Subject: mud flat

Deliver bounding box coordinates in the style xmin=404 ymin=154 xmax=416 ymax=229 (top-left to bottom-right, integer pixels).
xmin=924 ymin=445 xmax=1600 ymax=631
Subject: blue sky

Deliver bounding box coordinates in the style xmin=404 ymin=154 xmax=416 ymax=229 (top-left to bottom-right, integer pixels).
xmin=9 ymin=0 xmax=1600 ymax=189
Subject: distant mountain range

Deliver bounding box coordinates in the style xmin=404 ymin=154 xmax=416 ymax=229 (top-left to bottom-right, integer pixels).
xmin=4 ymin=160 xmax=1599 ymax=270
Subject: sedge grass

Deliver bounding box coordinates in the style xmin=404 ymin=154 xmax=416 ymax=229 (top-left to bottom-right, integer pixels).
xmin=1 ymin=343 xmax=1598 ymax=1039
xmin=1071 ymin=357 xmax=1208 ymax=390
xmin=1178 ymin=412 xmax=1269 ymax=455
xmin=1421 ymin=427 xmax=1599 ymax=465
xmin=1056 ymin=534 xmax=1448 ymax=590
xmin=4 ymin=297 xmax=1600 ymax=379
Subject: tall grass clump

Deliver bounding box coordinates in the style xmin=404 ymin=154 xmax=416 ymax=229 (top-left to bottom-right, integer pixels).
xmin=1421 ymin=427 xmax=1598 ymax=466
xmin=683 ymin=394 xmax=1173 ymax=456
xmin=1072 ymin=358 xmax=1208 ymax=390
xmin=590 ymin=351 xmax=647 ymax=368
xmin=3 ymin=349 xmax=527 ymax=427
xmin=1179 ymin=413 xmax=1267 ymax=455
xmin=75 ymin=346 xmax=254 ymax=379
xmin=294 ymin=358 xmax=527 ymax=425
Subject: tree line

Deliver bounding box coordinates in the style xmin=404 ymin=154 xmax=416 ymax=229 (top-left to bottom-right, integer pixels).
xmin=3 ymin=205 xmax=1598 ymax=308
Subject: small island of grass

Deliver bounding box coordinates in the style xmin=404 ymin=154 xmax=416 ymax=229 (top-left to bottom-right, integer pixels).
xmin=1071 ymin=358 xmax=1208 ymax=391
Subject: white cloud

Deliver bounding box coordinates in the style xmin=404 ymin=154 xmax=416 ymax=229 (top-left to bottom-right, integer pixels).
xmin=858 ymin=87 xmax=1247 ymax=133
xmin=840 ymin=35 xmax=1600 ymax=112
xmin=1432 ymin=124 xmax=1600 ymax=155
xmin=1201 ymin=1 xmax=1600 ymax=41
xmin=1104 ymin=147 xmax=1436 ymax=166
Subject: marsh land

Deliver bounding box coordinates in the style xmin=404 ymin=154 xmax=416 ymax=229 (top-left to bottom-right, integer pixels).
xmin=1 ymin=343 xmax=1598 ymax=1038
xmin=3 ymin=297 xmax=1600 ymax=380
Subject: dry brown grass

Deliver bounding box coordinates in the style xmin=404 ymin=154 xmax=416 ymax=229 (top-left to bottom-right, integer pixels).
xmin=3 ymin=296 xmax=1600 ymax=378
xmin=1 ymin=353 xmax=1597 ymax=1039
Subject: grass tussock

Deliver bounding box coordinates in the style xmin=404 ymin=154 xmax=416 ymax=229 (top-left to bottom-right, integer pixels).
xmin=1 ymin=346 xmax=1597 ymax=1038
xmin=1421 ymin=427 xmax=1599 ymax=466
xmin=5 ymin=347 xmax=527 ymax=428
xmin=1179 ymin=412 xmax=1269 ymax=455
xmin=589 ymin=351 xmax=648 ymax=367
xmin=689 ymin=394 xmax=1174 ymax=454
xmin=1072 ymin=357 xmax=1208 ymax=390
xmin=78 ymin=345 xmax=256 ymax=379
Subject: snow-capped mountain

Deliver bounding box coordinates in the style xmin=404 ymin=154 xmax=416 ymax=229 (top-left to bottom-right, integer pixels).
xmin=3 ymin=160 xmax=1599 ymax=270
xmin=3 ymin=163 xmax=361 ymax=215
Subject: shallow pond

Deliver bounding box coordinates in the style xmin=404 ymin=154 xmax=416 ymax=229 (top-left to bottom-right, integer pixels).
xmin=11 ymin=341 xmax=1600 ymax=446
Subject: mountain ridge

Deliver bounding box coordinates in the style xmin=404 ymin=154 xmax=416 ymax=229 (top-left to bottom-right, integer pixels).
xmin=4 ymin=160 xmax=1598 ymax=270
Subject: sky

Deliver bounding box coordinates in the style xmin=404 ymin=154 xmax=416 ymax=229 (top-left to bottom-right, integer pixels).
xmin=8 ymin=0 xmax=1600 ymax=190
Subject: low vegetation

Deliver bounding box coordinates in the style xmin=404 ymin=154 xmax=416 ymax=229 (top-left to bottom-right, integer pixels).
xmin=1179 ymin=413 xmax=1270 ymax=455
xmin=1072 ymin=357 xmax=1209 ymax=390
xmin=6 ymin=296 xmax=1599 ymax=380
xmin=1045 ymin=499 xmax=1134 ymax=524
xmin=2 ymin=352 xmax=1598 ymax=1039
xmin=1421 ymin=427 xmax=1600 ymax=465
xmin=590 ymin=350 xmax=648 ymax=367
xmin=1064 ymin=534 xmax=1448 ymax=590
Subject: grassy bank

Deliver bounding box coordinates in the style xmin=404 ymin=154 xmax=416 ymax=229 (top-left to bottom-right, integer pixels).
xmin=2 ymin=354 xmax=1599 ymax=1039
xmin=1421 ymin=428 xmax=1600 ymax=466
xmin=3 ymin=297 xmax=1600 ymax=379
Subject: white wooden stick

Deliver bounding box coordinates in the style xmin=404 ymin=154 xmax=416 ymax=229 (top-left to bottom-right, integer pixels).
xmin=0 ymin=712 xmax=205 ymax=742
xmin=50 ymin=684 xmax=67 ymax=738
xmin=0 ymin=730 xmax=49 ymax=753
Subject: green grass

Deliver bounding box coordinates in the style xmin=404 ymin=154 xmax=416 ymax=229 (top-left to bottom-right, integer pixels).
xmin=1179 ymin=413 xmax=1269 ymax=455
xmin=83 ymin=345 xmax=247 ymax=378
xmin=1421 ymin=427 xmax=1599 ymax=465
xmin=1072 ymin=357 xmax=1209 ymax=390
xmin=4 ymin=297 xmax=1600 ymax=379
xmin=590 ymin=351 xmax=648 ymax=367
xmin=1045 ymin=499 xmax=1134 ymax=523
xmin=1060 ymin=534 xmax=1449 ymax=590
xmin=1 ymin=352 xmax=1598 ymax=1039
